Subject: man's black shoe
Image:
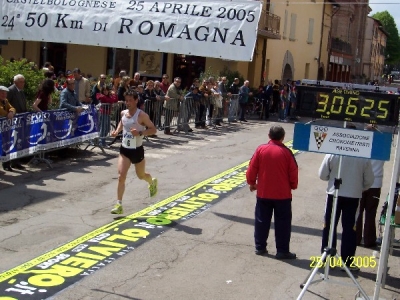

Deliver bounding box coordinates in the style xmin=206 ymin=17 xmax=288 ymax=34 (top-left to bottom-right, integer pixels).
xmin=276 ymin=252 xmax=296 ymax=259
xmin=2 ymin=163 xmax=13 ymax=172
xmin=255 ymin=249 xmax=268 ymax=256
xmin=12 ymin=163 xmax=25 ymax=170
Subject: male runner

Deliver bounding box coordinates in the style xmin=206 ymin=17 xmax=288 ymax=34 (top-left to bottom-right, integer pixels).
xmin=110 ymin=90 xmax=158 ymax=214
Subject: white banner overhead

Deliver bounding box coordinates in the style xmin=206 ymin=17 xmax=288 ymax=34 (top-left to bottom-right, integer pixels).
xmin=0 ymin=0 xmax=262 ymax=61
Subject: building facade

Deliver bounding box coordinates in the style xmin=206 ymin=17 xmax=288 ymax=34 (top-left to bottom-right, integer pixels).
xmin=327 ymin=0 xmax=369 ymax=83
xmin=0 ymin=0 xmax=361 ymax=88
xmin=362 ymin=17 xmax=387 ymax=82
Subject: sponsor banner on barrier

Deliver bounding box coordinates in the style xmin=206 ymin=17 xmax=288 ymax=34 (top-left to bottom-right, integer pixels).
xmin=0 ymin=107 xmax=99 ymax=162
xmin=0 ymin=0 xmax=262 ymax=61
xmin=0 ymin=141 xmax=298 ymax=299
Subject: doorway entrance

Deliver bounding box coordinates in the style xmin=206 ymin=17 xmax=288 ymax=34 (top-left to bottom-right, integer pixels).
xmin=40 ymin=43 xmax=67 ymax=74
xmin=173 ymin=54 xmax=206 ymax=90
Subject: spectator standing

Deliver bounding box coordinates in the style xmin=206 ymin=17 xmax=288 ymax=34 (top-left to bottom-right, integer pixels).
xmin=279 ymin=85 xmax=289 ymax=122
xmin=211 ymin=82 xmax=223 ymax=126
xmin=7 ymin=74 xmax=27 ymax=170
xmin=0 ymin=86 xmax=17 ymax=172
xmin=60 ymin=78 xmax=83 ymax=113
xmin=197 ymin=79 xmax=211 ymax=128
xmin=113 ymin=70 xmax=127 ymax=92
xmin=218 ymin=76 xmax=229 ymax=124
xmin=356 ymin=125 xmax=384 ymax=248
xmin=271 ymin=79 xmax=280 ymax=115
xmin=228 ymin=78 xmax=240 ymax=122
xmin=289 ymin=80 xmax=298 ymax=120
xmin=91 ymin=74 xmax=107 ymax=105
xmin=143 ymin=80 xmax=158 ymax=133
xmin=319 ymin=124 xmax=374 ymax=271
xmin=96 ymin=86 xmax=118 ymax=147
xmin=117 ymin=76 xmax=131 ymax=101
xmin=56 ymin=71 xmax=67 ymax=91
xmin=164 ymin=77 xmax=184 ymax=135
xmin=73 ymin=68 xmax=91 ymax=104
xmin=154 ymin=80 xmax=168 ymax=129
xmin=32 ymin=79 xmax=55 ymax=112
xmin=129 ymin=72 xmax=142 ymax=87
xmin=183 ymin=86 xmax=200 ymax=132
xmin=160 ymin=74 xmax=170 ymax=94
xmin=263 ymin=80 xmax=273 ymax=120
xmin=246 ymin=125 xmax=298 ymax=258
xmin=8 ymin=74 xmax=27 ymax=115
xmin=238 ymin=80 xmax=252 ymax=122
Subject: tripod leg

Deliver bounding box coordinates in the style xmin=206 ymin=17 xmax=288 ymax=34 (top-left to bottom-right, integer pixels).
xmin=336 ymin=254 xmax=369 ymax=300
xmin=297 ymin=251 xmax=328 ymax=300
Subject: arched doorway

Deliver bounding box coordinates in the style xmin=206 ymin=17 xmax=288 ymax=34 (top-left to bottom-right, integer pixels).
xmin=282 ymin=64 xmax=293 ymax=82
xmin=281 ymin=50 xmax=294 ymax=82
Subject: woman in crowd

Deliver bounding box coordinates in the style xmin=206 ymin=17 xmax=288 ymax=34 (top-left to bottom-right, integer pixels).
xmin=32 ymin=79 xmax=56 ymax=112
xmin=117 ymin=76 xmax=131 ymax=101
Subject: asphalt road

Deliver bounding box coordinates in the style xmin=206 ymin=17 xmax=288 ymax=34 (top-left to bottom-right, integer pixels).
xmin=0 ymin=117 xmax=399 ymax=300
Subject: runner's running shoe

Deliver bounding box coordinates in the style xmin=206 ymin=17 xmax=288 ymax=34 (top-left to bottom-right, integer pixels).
xmin=149 ymin=178 xmax=158 ymax=197
xmin=111 ymin=203 xmax=123 ymax=214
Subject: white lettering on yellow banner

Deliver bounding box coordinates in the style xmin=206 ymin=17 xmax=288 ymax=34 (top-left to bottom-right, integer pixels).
xmin=0 ymin=0 xmax=262 ymax=61
xmin=309 ymin=125 xmax=373 ymax=158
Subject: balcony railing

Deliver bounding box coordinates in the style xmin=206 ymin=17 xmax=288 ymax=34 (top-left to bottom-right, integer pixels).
xmin=258 ymin=11 xmax=281 ymax=39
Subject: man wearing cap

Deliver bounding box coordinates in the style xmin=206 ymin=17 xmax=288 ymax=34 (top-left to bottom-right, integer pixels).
xmin=72 ymin=68 xmax=91 ymax=104
xmin=0 ymin=86 xmax=17 ymax=171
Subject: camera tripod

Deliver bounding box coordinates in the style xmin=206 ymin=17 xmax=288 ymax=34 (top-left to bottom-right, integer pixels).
xmin=297 ymin=155 xmax=369 ymax=300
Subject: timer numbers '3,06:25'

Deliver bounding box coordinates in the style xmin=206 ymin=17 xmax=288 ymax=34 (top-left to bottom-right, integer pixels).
xmin=316 ymin=94 xmax=389 ymax=120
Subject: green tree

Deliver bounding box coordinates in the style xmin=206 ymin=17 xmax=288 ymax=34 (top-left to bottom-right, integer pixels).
xmin=372 ymin=11 xmax=400 ymax=64
xmin=0 ymin=57 xmax=51 ymax=109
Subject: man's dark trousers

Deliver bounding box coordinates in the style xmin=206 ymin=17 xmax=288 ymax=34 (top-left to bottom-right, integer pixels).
xmin=356 ymin=188 xmax=381 ymax=247
xmin=321 ymin=195 xmax=359 ymax=266
xmin=254 ymin=198 xmax=292 ymax=253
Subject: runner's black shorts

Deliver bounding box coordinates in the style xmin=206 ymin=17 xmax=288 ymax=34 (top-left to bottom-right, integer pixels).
xmin=120 ymin=145 xmax=144 ymax=164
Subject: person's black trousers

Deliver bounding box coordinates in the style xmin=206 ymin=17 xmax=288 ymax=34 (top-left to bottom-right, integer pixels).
xmin=239 ymin=102 xmax=247 ymax=120
xmin=254 ymin=198 xmax=292 ymax=253
xmin=321 ymin=194 xmax=359 ymax=266
xmin=356 ymin=188 xmax=381 ymax=247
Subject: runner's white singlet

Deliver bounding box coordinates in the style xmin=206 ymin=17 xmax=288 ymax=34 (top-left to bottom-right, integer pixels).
xmin=121 ymin=109 xmax=146 ymax=149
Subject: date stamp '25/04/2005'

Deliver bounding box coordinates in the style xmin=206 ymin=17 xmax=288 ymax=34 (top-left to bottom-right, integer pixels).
xmin=310 ymin=256 xmax=377 ymax=268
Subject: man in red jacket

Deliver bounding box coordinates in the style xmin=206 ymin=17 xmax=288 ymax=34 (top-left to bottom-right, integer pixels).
xmin=246 ymin=125 xmax=298 ymax=258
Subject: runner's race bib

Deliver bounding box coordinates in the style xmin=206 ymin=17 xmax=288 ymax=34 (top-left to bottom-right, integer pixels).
xmin=122 ymin=133 xmax=136 ymax=149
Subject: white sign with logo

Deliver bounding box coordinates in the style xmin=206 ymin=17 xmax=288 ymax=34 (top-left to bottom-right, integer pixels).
xmin=0 ymin=0 xmax=261 ymax=61
xmin=309 ymin=125 xmax=374 ymax=158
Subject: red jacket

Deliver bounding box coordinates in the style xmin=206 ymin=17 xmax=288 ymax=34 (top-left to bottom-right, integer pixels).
xmin=246 ymin=140 xmax=298 ymax=200
xmin=96 ymin=93 xmax=117 ymax=115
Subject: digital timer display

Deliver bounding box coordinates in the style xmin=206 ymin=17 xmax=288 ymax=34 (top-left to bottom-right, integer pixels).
xmin=296 ymin=86 xmax=399 ymax=125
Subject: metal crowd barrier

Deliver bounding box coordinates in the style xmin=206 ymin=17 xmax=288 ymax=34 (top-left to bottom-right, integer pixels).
xmin=142 ymin=94 xmax=241 ymax=134
xmin=93 ymin=94 xmax=241 ymax=145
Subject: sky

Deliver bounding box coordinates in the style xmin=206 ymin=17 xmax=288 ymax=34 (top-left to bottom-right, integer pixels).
xmin=369 ymin=1 xmax=400 ymax=30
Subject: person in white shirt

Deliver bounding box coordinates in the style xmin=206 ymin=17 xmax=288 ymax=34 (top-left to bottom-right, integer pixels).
xmin=319 ymin=123 xmax=374 ymax=270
